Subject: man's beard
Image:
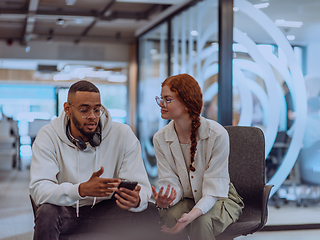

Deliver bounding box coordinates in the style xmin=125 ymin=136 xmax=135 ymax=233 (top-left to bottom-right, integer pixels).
xmin=71 ymin=115 xmax=96 ymax=139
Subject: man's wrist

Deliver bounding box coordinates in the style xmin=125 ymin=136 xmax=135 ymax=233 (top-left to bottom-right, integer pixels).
xmin=134 ymin=197 xmax=141 ymax=208
xmin=78 ymin=183 xmax=86 ymax=197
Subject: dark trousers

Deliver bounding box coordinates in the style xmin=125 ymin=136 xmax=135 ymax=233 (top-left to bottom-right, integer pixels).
xmin=33 ymin=199 xmax=161 ymax=240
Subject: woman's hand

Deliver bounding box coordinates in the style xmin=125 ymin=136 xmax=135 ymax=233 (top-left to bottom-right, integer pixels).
xmin=151 ymin=185 xmax=176 ymax=208
xmin=161 ymin=213 xmax=191 ymax=234
xmin=161 ymin=208 xmax=203 ymax=235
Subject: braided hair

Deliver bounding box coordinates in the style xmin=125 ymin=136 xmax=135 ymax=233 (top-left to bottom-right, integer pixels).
xmin=162 ymin=74 xmax=203 ymax=172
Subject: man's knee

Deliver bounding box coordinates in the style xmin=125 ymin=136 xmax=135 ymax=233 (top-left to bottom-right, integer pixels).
xmin=134 ymin=203 xmax=161 ymax=233
xmin=35 ymin=203 xmax=61 ymax=223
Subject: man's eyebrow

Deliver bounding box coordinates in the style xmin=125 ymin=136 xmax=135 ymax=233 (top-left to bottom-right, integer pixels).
xmin=78 ymin=104 xmax=102 ymax=107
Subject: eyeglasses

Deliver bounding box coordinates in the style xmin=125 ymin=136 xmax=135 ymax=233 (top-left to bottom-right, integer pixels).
xmin=155 ymin=96 xmax=175 ymax=107
xmin=68 ymin=102 xmax=104 ymax=118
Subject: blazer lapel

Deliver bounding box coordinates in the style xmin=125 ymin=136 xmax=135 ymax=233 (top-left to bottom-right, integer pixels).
xmin=169 ymin=138 xmax=188 ymax=172
xmin=165 ymin=121 xmax=190 ymax=190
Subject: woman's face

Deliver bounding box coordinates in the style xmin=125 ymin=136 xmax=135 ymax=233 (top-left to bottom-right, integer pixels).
xmin=159 ymin=85 xmax=189 ymax=120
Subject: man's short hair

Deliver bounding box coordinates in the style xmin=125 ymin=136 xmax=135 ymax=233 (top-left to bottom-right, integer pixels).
xmin=67 ymin=80 xmax=100 ymax=101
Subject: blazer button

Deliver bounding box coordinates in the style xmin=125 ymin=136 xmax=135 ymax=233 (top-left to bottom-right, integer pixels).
xmin=194 ymin=190 xmax=197 ymax=192
xmin=191 ymin=176 xmax=194 ymax=178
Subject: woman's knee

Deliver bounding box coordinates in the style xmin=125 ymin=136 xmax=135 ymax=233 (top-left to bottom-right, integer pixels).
xmin=191 ymin=214 xmax=213 ymax=230
xmin=160 ymin=199 xmax=194 ymax=227
xmin=189 ymin=215 xmax=214 ymax=240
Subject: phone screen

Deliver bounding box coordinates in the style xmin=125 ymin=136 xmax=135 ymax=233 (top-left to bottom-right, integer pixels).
xmin=118 ymin=181 xmax=138 ymax=190
xmin=111 ymin=181 xmax=138 ymax=201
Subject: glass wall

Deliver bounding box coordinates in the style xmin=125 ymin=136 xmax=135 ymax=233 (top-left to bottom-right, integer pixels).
xmin=138 ymin=0 xmax=219 ymax=185
xmin=171 ymin=1 xmax=220 ymax=123
xmin=233 ymin=0 xmax=320 ymax=211
xmin=138 ymin=0 xmax=320 ymax=226
xmin=138 ymin=23 xmax=168 ymax=183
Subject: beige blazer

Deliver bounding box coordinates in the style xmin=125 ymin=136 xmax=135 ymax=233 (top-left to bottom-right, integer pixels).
xmin=153 ymin=117 xmax=230 ymax=206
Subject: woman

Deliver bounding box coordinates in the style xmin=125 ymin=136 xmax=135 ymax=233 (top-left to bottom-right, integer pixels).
xmin=151 ymin=74 xmax=244 ymax=240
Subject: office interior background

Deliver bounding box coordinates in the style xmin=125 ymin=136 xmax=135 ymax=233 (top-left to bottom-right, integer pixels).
xmin=0 ymin=0 xmax=320 ymax=239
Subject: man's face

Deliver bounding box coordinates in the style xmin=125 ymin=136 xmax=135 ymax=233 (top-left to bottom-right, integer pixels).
xmin=64 ymin=91 xmax=101 ymax=141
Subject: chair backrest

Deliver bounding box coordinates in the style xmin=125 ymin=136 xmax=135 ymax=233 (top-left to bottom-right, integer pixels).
xmin=224 ymin=126 xmax=265 ymax=220
xmin=28 ymin=119 xmax=51 ymax=139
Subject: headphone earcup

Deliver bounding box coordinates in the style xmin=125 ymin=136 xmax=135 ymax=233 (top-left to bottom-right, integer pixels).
xmin=89 ymin=132 xmax=101 ymax=147
xmin=74 ymin=136 xmax=87 ymax=150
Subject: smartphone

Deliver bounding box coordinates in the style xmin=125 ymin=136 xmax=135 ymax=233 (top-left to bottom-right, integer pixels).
xmin=118 ymin=181 xmax=138 ymax=190
xmin=111 ymin=181 xmax=138 ymax=201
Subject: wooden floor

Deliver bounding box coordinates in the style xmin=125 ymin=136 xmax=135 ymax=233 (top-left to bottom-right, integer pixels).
xmin=0 ymin=168 xmax=319 ymax=240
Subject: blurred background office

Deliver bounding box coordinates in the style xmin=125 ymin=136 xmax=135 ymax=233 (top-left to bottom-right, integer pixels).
xmin=0 ymin=0 xmax=320 ymax=239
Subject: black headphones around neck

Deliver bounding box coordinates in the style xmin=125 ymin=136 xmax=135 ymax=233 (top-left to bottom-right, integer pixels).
xmin=66 ymin=121 xmax=101 ymax=150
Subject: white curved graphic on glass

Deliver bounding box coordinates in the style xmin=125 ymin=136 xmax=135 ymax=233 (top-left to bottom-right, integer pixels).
xmin=233 ymin=66 xmax=253 ymax=126
xmin=235 ymin=0 xmax=307 ymax=196
xmin=184 ymin=0 xmax=306 ymax=196
xmin=142 ymin=0 xmax=306 ymax=195
xmin=233 ymin=27 xmax=279 ymax=156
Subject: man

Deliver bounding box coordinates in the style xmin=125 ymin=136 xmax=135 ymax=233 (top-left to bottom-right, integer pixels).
xmin=30 ymin=80 xmax=157 ymax=239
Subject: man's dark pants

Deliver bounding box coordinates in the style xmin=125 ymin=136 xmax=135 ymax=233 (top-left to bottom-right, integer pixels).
xmin=33 ymin=199 xmax=161 ymax=240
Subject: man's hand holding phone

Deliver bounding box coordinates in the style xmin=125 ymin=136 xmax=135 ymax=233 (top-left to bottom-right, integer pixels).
xmin=114 ymin=181 xmax=141 ymax=210
xmin=79 ymin=166 xmax=121 ymax=197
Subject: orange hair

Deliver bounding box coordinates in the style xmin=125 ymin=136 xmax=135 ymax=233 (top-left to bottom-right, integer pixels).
xmin=162 ymin=74 xmax=203 ymax=171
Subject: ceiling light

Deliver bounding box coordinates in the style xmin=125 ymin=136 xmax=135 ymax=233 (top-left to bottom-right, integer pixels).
xmin=56 ymin=19 xmax=65 ymax=26
xmin=275 ymin=19 xmax=303 ymax=28
xmin=233 ymin=7 xmax=239 ymax=12
xmin=25 ymin=45 xmax=30 ymax=52
xmin=53 ymin=73 xmax=71 ymax=81
xmin=75 ymin=19 xmax=83 ymax=24
xmin=254 ymin=3 xmax=269 ymax=9
xmin=191 ymin=30 xmax=198 ymax=36
xmin=65 ymin=0 xmax=76 ymax=5
xmin=286 ymin=35 xmax=295 ymax=41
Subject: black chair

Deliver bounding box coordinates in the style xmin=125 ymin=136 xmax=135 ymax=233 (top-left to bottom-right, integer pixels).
xmin=216 ymin=126 xmax=273 ymax=240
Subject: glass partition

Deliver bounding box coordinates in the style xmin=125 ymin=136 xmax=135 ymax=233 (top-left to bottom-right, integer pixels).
xmin=233 ymin=0 xmax=320 ymax=226
xmin=137 ymin=0 xmax=219 ymax=184
xmin=171 ymin=1 xmax=219 ymax=122
xmin=138 ymin=23 xmax=168 ymax=183
xmin=138 ymin=0 xmax=320 ymax=228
